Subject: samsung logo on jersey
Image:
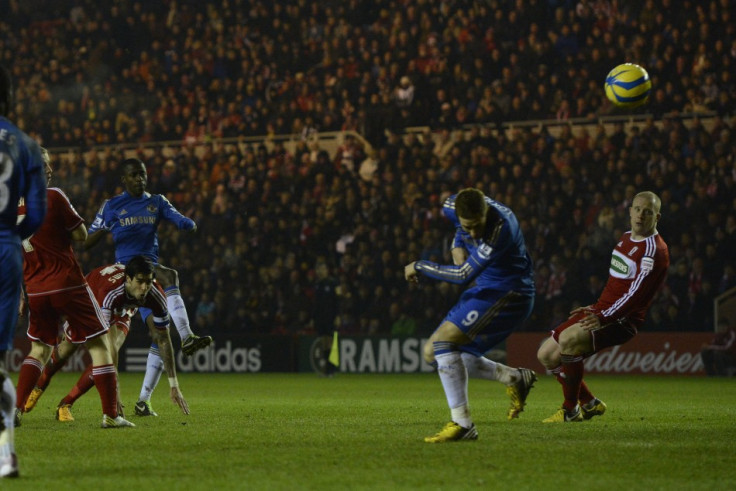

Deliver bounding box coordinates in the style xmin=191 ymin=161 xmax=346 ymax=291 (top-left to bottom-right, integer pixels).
xmin=119 ymin=216 xmax=156 ymax=226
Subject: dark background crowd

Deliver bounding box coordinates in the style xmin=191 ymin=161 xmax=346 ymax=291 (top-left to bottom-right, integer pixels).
xmin=3 ymin=0 xmax=735 ymax=337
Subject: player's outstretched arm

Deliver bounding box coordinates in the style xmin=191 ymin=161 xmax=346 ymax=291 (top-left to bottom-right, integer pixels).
xmin=150 ymin=322 xmax=190 ymax=415
xmin=83 ymin=229 xmax=108 ymax=250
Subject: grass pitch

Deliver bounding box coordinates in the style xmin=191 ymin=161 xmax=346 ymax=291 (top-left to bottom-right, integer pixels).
xmin=7 ymin=372 xmax=736 ymax=490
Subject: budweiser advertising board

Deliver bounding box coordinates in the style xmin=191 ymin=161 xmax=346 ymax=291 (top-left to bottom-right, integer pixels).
xmin=507 ymin=332 xmax=712 ymax=376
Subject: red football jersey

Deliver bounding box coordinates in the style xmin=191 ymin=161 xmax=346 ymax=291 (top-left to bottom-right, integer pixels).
xmin=593 ymin=231 xmax=669 ymax=326
xmin=85 ymin=263 xmax=170 ymax=329
xmin=20 ymin=188 xmax=86 ymax=296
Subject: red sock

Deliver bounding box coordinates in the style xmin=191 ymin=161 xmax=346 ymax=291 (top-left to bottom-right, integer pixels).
xmin=61 ymin=365 xmax=95 ymax=406
xmin=16 ymin=357 xmax=43 ymax=411
xmin=578 ymin=380 xmax=594 ymax=405
xmin=553 ymin=365 xmax=595 ymax=406
xmin=560 ymin=354 xmax=584 ymax=412
xmin=92 ymin=364 xmax=118 ymax=417
xmin=37 ymin=348 xmax=67 ymax=391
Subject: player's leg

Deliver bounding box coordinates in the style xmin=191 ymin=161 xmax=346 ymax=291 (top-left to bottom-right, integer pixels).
xmin=422 ymin=320 xmax=477 ymax=443
xmin=25 ymin=338 xmax=79 ymax=413
xmin=15 ymin=341 xmax=52 ymax=423
xmin=15 ymin=295 xmax=56 ymax=420
xmin=135 ymin=313 xmax=162 ymax=417
xmin=457 ymin=291 xmax=537 ymax=419
xmin=86 ymin=328 xmax=134 ymax=428
xmin=0 ymin=247 xmax=22 ymax=478
xmin=156 ymin=264 xmax=212 ymax=355
xmin=55 ymin=290 xmax=134 ymax=428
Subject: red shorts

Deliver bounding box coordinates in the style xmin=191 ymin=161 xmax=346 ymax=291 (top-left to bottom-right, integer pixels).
xmin=551 ymin=311 xmax=638 ymax=355
xmin=27 ymin=286 xmax=109 ymax=346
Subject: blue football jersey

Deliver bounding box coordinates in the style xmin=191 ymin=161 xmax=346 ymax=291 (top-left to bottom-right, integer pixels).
xmin=415 ymin=194 xmax=535 ymax=295
xmin=0 ymin=116 xmax=47 ymax=244
xmin=88 ymin=191 xmax=195 ymax=264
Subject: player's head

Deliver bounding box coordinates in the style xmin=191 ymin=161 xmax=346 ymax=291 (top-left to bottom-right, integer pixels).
xmin=41 ymin=147 xmax=53 ymax=185
xmin=124 ymin=256 xmax=156 ymax=303
xmin=120 ymin=158 xmax=147 ymax=197
xmin=455 ymin=188 xmax=488 ymax=239
xmin=0 ymin=64 xmax=13 ymax=116
xmin=629 ymin=190 xmax=661 ymax=239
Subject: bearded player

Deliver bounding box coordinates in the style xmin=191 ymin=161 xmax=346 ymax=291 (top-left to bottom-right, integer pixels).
xmin=537 ymin=191 xmax=669 ymax=422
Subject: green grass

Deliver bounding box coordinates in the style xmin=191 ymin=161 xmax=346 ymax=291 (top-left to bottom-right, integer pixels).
xmin=7 ymin=373 xmax=736 ymax=490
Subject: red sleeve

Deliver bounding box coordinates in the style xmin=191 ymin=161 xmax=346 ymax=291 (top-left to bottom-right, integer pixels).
xmin=50 ymin=188 xmax=84 ymax=232
xmin=598 ymin=235 xmax=669 ymax=324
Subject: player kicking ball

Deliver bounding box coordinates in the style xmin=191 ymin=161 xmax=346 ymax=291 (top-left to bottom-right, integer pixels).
xmin=404 ymin=188 xmax=537 ymax=442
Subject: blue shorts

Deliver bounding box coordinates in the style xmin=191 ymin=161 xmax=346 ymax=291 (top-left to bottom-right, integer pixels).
xmin=0 ymin=244 xmax=23 ymax=350
xmin=441 ymin=286 xmax=534 ymax=357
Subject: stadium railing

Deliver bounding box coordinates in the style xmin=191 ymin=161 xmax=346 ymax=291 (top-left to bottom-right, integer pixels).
xmin=46 ymin=111 xmax=719 ymax=165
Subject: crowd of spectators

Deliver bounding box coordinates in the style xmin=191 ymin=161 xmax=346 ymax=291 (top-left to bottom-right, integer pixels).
xmin=3 ymin=0 xmax=735 ymax=336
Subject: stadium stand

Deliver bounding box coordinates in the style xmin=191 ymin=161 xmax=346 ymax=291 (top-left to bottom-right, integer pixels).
xmin=3 ymin=0 xmax=734 ymax=335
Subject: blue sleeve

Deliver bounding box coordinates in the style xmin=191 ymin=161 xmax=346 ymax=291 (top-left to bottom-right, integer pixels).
xmin=452 ymin=229 xmax=465 ymax=250
xmin=415 ymin=242 xmax=494 ymax=285
xmin=87 ymin=199 xmax=111 ymax=234
xmin=159 ymin=195 xmax=196 ymax=230
xmin=16 ymin=141 xmax=47 ymax=239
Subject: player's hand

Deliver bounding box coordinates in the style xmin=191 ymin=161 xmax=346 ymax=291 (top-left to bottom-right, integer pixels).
xmin=569 ymin=305 xmax=594 ymax=317
xmin=404 ymin=262 xmax=419 ymax=283
xmin=579 ymin=313 xmax=601 ymax=332
xmin=18 ymin=296 xmax=26 ymax=317
xmin=170 ymin=387 xmax=190 ymax=415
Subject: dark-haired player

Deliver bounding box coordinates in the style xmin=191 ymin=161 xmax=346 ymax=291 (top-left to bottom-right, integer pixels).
xmin=84 ymin=158 xmax=210 ymax=416
xmin=25 ymin=256 xmax=189 ymax=421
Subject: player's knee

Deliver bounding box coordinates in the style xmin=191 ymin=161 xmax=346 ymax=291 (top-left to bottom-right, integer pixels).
xmin=29 ymin=342 xmax=52 ymax=364
xmin=537 ymin=340 xmax=557 ymax=368
xmin=422 ymin=340 xmax=435 ymax=364
xmin=156 ymin=265 xmax=179 ymax=287
xmin=558 ymin=327 xmax=587 ymax=355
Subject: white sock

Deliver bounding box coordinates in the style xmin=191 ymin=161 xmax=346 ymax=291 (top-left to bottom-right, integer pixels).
xmin=436 ymin=351 xmax=472 ymax=428
xmin=138 ymin=345 xmax=164 ymax=402
xmin=165 ymin=289 xmax=194 ymax=340
xmin=461 ymin=353 xmax=519 ymax=385
xmin=0 ymin=377 xmax=16 ymax=453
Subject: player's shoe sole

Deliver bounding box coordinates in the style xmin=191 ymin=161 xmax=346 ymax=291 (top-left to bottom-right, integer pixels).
xmin=543 ymin=406 xmax=583 ymax=423
xmin=182 ymin=334 xmax=213 ymax=356
xmin=424 ymin=422 xmax=478 ymax=443
xmin=507 ymin=368 xmax=537 ymax=420
xmin=101 ymin=414 xmax=136 ymax=428
xmin=56 ymin=404 xmax=75 ymax=422
xmin=581 ymin=398 xmax=607 ymax=420
xmin=134 ymin=400 xmax=158 ymax=417
xmin=24 ymin=387 xmax=43 ymax=412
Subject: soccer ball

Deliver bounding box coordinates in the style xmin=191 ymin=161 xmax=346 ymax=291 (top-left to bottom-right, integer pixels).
xmin=604 ymin=63 xmax=652 ymax=108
